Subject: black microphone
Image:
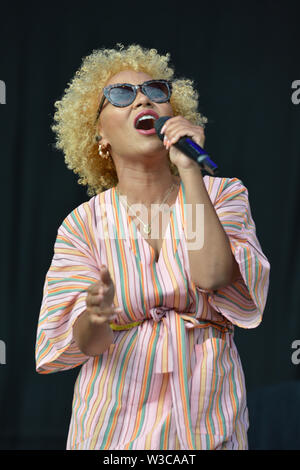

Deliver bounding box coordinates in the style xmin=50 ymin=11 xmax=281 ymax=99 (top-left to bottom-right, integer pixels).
xmin=154 ymin=116 xmax=219 ymax=176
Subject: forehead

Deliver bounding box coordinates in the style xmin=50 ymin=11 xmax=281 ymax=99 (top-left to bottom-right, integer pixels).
xmin=106 ymin=70 xmax=153 ymax=86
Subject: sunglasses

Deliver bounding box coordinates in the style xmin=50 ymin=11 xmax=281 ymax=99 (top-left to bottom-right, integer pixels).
xmin=95 ymin=79 xmax=172 ymax=121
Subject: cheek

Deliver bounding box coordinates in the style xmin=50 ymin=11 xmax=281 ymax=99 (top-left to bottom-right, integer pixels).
xmin=101 ymin=112 xmax=129 ymax=142
xmin=161 ymin=103 xmax=174 ymax=117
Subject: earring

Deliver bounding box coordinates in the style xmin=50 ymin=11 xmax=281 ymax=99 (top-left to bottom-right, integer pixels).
xmin=98 ymin=143 xmax=111 ymax=160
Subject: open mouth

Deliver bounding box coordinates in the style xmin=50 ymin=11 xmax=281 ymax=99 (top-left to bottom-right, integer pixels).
xmin=135 ymin=115 xmax=155 ymax=130
xmin=134 ymin=112 xmax=159 ymax=135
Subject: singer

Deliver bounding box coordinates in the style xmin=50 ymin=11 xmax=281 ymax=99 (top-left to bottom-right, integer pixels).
xmin=35 ymin=44 xmax=270 ymax=450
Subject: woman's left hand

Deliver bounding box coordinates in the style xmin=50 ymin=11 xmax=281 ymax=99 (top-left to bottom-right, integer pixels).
xmin=161 ymin=116 xmax=205 ymax=171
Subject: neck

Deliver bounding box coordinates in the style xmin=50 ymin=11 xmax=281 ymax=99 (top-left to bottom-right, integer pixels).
xmin=115 ymin=167 xmax=180 ymax=206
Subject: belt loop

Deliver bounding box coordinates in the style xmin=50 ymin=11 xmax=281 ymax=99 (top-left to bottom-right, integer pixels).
xmin=154 ymin=317 xmax=174 ymax=374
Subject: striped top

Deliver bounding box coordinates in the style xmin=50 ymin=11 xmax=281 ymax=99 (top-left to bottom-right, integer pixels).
xmin=35 ymin=176 xmax=270 ymax=450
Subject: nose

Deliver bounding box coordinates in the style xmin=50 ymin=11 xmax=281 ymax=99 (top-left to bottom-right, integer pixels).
xmin=132 ymin=88 xmax=152 ymax=108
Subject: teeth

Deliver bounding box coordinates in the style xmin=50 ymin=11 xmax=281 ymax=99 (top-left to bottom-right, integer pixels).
xmin=139 ymin=115 xmax=155 ymax=121
xmin=136 ymin=115 xmax=155 ymax=125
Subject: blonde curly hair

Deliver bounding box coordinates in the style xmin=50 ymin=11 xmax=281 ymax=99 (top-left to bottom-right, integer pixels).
xmin=52 ymin=44 xmax=208 ymax=196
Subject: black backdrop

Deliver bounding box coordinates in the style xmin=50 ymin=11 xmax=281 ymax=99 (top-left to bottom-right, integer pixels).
xmin=0 ymin=0 xmax=299 ymax=450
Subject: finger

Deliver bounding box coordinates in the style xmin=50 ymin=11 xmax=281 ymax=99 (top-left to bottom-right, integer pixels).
xmin=164 ymin=119 xmax=204 ymax=135
xmin=86 ymin=288 xmax=105 ymax=306
xmin=168 ymin=128 xmax=197 ymax=144
xmin=164 ymin=128 xmax=192 ymax=149
xmin=96 ymin=306 xmax=122 ymax=322
xmin=98 ymin=283 xmax=114 ymax=302
xmin=164 ymin=122 xmax=198 ymax=138
xmin=163 ymin=135 xmax=170 ymax=148
xmin=86 ymin=294 xmax=103 ymax=307
xmin=86 ymin=292 xmax=102 ymax=307
xmin=161 ymin=116 xmax=188 ymax=134
xmin=89 ymin=305 xmax=112 ymax=317
xmin=168 ymin=128 xmax=205 ymax=147
xmin=99 ymin=265 xmax=112 ymax=285
xmin=163 ymin=133 xmax=179 ymax=149
xmin=90 ymin=312 xmax=118 ymax=326
xmin=113 ymin=307 xmax=123 ymax=314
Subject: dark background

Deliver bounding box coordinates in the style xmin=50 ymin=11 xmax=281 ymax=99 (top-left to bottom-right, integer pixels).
xmin=0 ymin=0 xmax=299 ymax=450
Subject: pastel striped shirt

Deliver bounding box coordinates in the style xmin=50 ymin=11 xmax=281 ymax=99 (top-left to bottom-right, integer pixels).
xmin=35 ymin=176 xmax=270 ymax=450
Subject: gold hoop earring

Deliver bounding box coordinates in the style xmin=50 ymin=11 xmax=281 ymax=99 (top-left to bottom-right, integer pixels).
xmin=98 ymin=143 xmax=111 ymax=160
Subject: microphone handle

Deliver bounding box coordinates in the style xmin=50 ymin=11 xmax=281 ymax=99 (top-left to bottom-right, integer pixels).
xmin=174 ymin=137 xmax=219 ymax=176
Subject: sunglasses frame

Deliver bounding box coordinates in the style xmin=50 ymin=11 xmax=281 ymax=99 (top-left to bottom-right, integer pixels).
xmin=95 ymin=79 xmax=172 ymax=121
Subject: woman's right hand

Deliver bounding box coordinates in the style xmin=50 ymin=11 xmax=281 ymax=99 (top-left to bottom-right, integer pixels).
xmin=85 ymin=265 xmax=122 ymax=325
xmin=74 ymin=265 xmax=121 ymax=356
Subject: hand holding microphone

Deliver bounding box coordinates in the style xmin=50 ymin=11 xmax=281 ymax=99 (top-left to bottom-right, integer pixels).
xmin=154 ymin=116 xmax=218 ymax=175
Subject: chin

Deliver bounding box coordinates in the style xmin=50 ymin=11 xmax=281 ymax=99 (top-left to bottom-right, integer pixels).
xmin=141 ymin=139 xmax=166 ymax=155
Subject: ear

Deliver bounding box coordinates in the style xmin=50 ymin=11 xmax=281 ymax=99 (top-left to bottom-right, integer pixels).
xmin=95 ymin=133 xmax=111 ymax=151
xmin=95 ymin=121 xmax=111 ymax=149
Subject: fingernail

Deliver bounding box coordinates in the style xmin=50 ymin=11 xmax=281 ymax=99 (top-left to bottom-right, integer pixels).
xmin=161 ymin=125 xmax=166 ymax=134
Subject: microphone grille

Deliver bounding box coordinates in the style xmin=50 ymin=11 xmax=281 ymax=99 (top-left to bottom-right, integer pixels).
xmin=154 ymin=116 xmax=171 ymax=141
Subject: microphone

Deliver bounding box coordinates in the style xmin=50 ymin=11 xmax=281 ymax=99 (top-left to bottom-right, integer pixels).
xmin=154 ymin=116 xmax=219 ymax=176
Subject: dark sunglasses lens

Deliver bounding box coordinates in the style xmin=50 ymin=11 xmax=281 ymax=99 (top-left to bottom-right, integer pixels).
xmin=145 ymin=81 xmax=170 ymax=102
xmin=109 ymin=85 xmax=134 ymax=106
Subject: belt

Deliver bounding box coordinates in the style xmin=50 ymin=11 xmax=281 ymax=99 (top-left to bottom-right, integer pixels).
xmin=110 ymin=308 xmax=232 ymax=450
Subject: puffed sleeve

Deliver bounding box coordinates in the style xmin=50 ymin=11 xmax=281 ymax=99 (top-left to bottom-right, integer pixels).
xmin=196 ymin=177 xmax=270 ymax=329
xmin=35 ymin=202 xmax=101 ymax=373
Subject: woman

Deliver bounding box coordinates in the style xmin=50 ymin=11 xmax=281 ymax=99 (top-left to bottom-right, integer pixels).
xmin=35 ymin=44 xmax=270 ymax=450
